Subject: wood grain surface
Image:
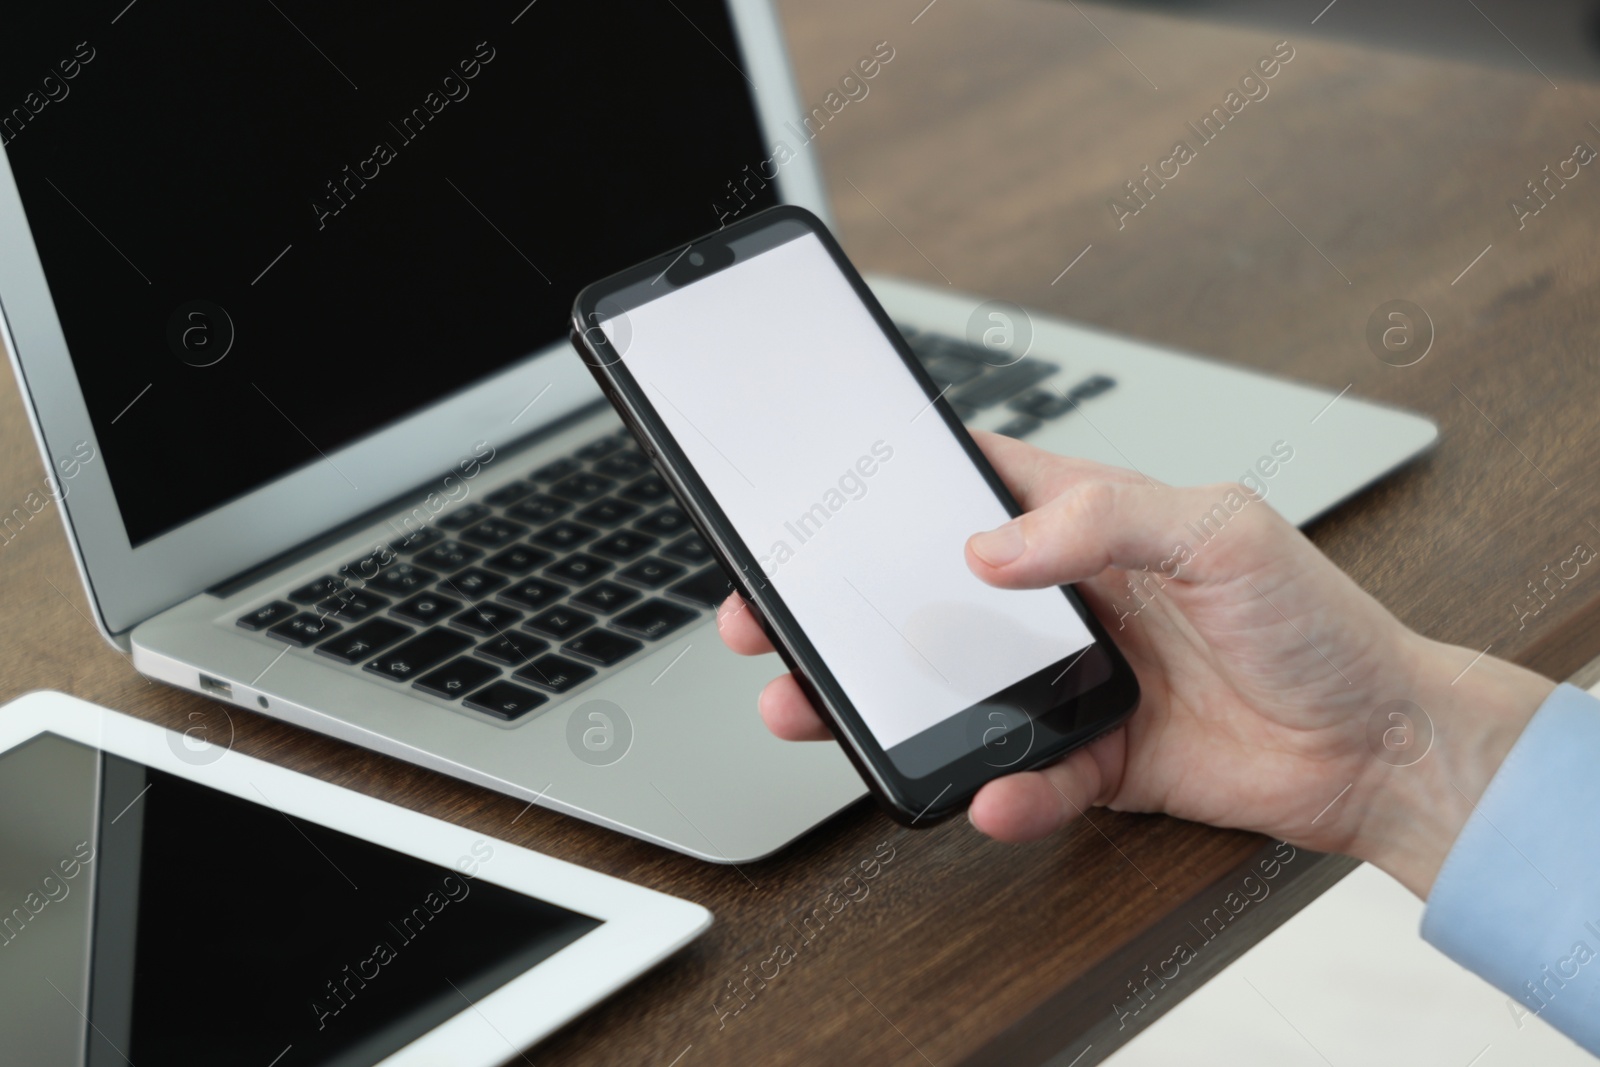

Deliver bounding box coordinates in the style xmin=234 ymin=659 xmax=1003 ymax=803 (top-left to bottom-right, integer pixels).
xmin=3 ymin=2 xmax=1598 ymax=1064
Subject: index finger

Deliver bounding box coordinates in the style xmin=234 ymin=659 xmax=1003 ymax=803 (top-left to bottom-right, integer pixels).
xmin=716 ymin=592 xmax=773 ymax=655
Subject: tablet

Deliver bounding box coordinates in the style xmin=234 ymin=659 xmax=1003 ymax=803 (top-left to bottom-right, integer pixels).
xmin=0 ymin=691 xmax=710 ymax=1067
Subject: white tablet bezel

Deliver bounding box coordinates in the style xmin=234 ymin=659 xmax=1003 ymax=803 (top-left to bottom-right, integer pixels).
xmin=0 ymin=690 xmax=711 ymax=1066
xmin=0 ymin=0 xmax=832 ymax=644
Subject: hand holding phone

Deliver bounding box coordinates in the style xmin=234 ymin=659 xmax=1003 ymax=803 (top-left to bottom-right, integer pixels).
xmin=718 ymin=424 xmax=1559 ymax=902
xmin=571 ymin=206 xmax=1139 ymax=824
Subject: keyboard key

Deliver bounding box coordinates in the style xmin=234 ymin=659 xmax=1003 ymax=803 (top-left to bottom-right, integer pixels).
xmin=950 ymin=358 xmax=1059 ymax=409
xmin=507 ymin=494 xmax=571 ymax=524
xmin=547 ymin=553 xmax=612 ymax=584
xmin=591 ymin=529 xmax=658 ymax=561
xmin=1006 ymin=388 xmax=1055 ymax=415
xmin=1006 ymin=388 xmax=1072 ymax=419
xmin=313 ymin=589 xmax=389 ymax=624
xmin=1068 ymin=374 xmax=1116 ymax=401
xmin=339 ymin=547 xmax=397 ymax=585
xmin=438 ymin=503 xmax=492 ymax=530
xmin=562 ymin=629 xmax=644 ymax=667
xmin=484 ymin=544 xmax=554 ymax=576
xmin=576 ymin=435 xmax=622 ymax=461
xmin=237 ymin=600 xmax=295 ymax=631
xmin=996 ymin=415 xmax=1042 ymax=439
xmin=576 ymin=498 xmax=641 ymax=526
xmin=391 ymin=526 xmax=445 ymax=554
xmin=549 ymin=472 xmax=615 ymax=502
xmin=392 ymin=591 xmax=462 ymax=626
xmin=635 ymin=506 xmax=690 ymax=538
xmin=532 ymin=521 xmax=598 ymax=551
xmin=620 ymin=475 xmax=671 ymax=505
xmin=369 ymin=563 xmax=438 ymax=596
xmin=461 ymin=517 xmax=528 ymax=548
xmin=484 ymin=480 xmax=534 ymax=507
xmin=594 ymin=452 xmax=650 ymax=479
xmin=439 ymin=566 xmax=508 ymax=600
xmin=619 ymin=557 xmax=686 ymax=589
xmin=662 ymin=534 xmax=713 ymax=566
xmin=464 ymin=680 xmax=550 ymax=721
xmin=667 ymin=567 xmax=735 ymax=608
xmin=499 ymin=577 xmax=568 ymax=611
xmin=413 ymin=657 xmax=500 ymax=700
xmin=919 ymin=353 xmax=985 ymax=388
xmin=531 ymin=457 xmax=581 ymax=482
xmin=267 ymin=612 xmax=342 ymax=646
xmin=1038 ymin=394 xmax=1076 ymax=419
xmin=364 ymin=629 xmax=472 ymax=682
xmin=525 ymin=605 xmax=595 ymax=639
xmin=476 ymin=631 xmax=550 ymax=667
xmin=317 ymin=618 xmax=413 ymax=664
xmin=514 ymin=654 xmax=597 ymax=694
xmin=451 ymin=602 xmax=523 ymax=637
xmin=572 ymin=580 xmax=641 ymax=614
xmin=512 ymin=655 xmax=595 ymax=697
xmin=417 ymin=539 xmax=483 ymax=572
xmin=288 ymin=575 xmax=345 ymax=605
xmin=612 ymin=598 xmax=700 ymax=641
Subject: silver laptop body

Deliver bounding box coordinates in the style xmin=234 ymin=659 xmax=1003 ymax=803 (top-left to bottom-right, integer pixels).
xmin=0 ymin=0 xmax=1434 ymax=862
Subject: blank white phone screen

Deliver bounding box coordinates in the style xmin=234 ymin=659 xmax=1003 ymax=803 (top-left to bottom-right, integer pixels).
xmin=606 ymin=232 xmax=1094 ymax=751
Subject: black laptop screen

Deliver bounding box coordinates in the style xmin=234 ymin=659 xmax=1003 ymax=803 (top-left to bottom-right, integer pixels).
xmin=0 ymin=1 xmax=779 ymax=546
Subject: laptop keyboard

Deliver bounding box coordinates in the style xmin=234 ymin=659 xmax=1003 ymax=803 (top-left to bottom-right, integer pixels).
xmin=897 ymin=323 xmax=1115 ymax=440
xmin=230 ymin=327 xmax=1114 ymax=725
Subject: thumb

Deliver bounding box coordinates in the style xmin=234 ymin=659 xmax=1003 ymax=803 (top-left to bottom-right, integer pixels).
xmin=966 ymin=478 xmax=1278 ymax=590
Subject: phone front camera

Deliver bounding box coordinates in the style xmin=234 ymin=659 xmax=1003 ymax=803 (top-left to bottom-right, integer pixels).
xmin=688 ymin=251 xmax=705 ymax=267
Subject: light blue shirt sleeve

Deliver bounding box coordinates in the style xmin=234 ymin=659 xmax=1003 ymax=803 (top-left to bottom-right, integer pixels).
xmin=1422 ymin=682 xmax=1600 ymax=1052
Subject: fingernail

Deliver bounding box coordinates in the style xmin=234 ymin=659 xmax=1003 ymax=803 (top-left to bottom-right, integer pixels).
xmin=971 ymin=520 xmax=1025 ymax=566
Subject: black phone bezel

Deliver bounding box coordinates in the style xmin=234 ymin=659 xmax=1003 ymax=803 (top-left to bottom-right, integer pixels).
xmin=570 ymin=204 xmax=1140 ymax=825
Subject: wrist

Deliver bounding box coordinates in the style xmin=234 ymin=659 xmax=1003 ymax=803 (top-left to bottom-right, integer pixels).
xmin=1347 ymin=634 xmax=1553 ymax=898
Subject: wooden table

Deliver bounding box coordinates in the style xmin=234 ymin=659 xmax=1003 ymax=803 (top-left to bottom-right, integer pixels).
xmin=5 ymin=2 xmax=1600 ymax=1063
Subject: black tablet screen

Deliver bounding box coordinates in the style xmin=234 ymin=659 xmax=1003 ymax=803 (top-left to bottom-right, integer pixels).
xmin=0 ymin=732 xmax=602 ymax=1066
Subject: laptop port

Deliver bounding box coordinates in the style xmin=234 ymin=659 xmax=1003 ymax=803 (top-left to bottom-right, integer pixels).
xmin=198 ymin=674 xmax=233 ymax=699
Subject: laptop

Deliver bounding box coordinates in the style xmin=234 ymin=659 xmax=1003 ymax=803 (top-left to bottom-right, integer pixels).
xmin=0 ymin=1 xmax=1435 ymax=863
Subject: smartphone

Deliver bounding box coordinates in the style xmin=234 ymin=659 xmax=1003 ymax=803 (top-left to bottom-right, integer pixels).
xmin=570 ymin=205 xmax=1139 ymax=825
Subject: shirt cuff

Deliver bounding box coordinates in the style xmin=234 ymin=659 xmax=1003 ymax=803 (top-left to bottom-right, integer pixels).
xmin=1421 ymin=682 xmax=1600 ymax=1051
